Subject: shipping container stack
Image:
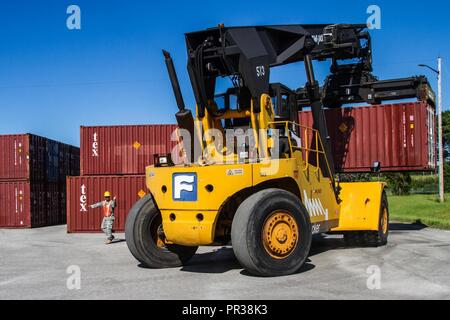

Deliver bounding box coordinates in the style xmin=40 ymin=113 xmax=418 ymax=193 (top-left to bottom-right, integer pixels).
xmin=67 ymin=124 xmax=178 ymax=233
xmin=298 ymin=101 xmax=437 ymax=173
xmin=0 ymin=134 xmax=80 ymax=228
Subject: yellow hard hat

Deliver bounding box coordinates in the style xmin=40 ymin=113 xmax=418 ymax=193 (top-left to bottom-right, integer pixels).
xmin=104 ymin=191 xmax=111 ymax=197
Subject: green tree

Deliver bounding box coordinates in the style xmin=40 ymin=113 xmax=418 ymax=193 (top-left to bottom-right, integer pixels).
xmin=445 ymin=162 xmax=450 ymax=193
xmin=383 ymin=173 xmax=412 ymax=195
xmin=338 ymin=173 xmax=373 ymax=182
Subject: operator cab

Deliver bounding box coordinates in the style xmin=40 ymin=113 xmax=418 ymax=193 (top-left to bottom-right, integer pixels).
xmin=213 ymin=81 xmax=300 ymax=158
xmin=214 ymin=82 xmax=298 ymax=123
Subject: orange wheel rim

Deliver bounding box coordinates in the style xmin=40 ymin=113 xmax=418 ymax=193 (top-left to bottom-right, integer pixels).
xmin=151 ymin=215 xmax=166 ymax=249
xmin=156 ymin=234 xmax=166 ymax=248
xmin=382 ymin=208 xmax=388 ymax=234
xmin=262 ymin=211 xmax=299 ymax=259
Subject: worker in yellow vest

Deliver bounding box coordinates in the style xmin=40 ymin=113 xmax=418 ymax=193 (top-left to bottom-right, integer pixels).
xmin=90 ymin=191 xmax=117 ymax=244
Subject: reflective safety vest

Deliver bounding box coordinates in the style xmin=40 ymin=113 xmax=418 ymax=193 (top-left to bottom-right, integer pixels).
xmin=102 ymin=201 xmax=114 ymax=217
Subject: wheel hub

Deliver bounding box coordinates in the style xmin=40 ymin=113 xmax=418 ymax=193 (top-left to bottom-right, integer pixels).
xmin=276 ymin=229 xmax=288 ymax=243
xmin=262 ymin=211 xmax=299 ymax=259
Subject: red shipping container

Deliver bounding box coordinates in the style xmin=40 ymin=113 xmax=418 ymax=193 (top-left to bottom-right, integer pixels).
xmin=66 ymin=175 xmax=149 ymax=233
xmin=80 ymin=124 xmax=178 ymax=175
xmin=298 ymin=101 xmax=436 ymax=172
xmin=0 ymin=134 xmax=45 ymax=181
xmin=0 ymin=181 xmax=66 ymax=228
xmin=0 ymin=134 xmax=80 ymax=182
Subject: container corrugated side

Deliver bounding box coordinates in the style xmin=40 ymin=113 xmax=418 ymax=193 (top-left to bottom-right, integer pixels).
xmin=66 ymin=175 xmax=149 ymax=233
xmin=0 ymin=181 xmax=67 ymax=228
xmin=0 ymin=181 xmax=31 ymax=227
xmin=80 ymin=124 xmax=178 ymax=175
xmin=298 ymin=101 xmax=436 ymax=172
xmin=0 ymin=134 xmax=80 ymax=182
xmin=0 ymin=134 xmax=38 ymax=181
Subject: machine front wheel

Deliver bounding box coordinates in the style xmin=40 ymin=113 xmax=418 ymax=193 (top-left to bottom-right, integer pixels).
xmin=231 ymin=188 xmax=312 ymax=277
xmin=125 ymin=194 xmax=198 ymax=268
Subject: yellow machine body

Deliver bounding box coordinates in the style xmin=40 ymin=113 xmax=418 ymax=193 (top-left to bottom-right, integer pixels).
xmin=145 ymin=95 xmax=385 ymax=246
xmin=146 ymin=157 xmax=385 ymax=246
xmin=332 ymin=182 xmax=386 ymax=232
xmin=147 ymin=160 xmax=336 ymax=246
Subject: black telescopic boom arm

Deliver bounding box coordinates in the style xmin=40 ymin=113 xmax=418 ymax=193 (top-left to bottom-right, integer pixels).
xmin=296 ymin=75 xmax=436 ymax=108
xmin=162 ymin=24 xmax=372 ymax=177
xmin=184 ymin=24 xmax=371 ymax=116
xmin=304 ymin=53 xmax=336 ymax=183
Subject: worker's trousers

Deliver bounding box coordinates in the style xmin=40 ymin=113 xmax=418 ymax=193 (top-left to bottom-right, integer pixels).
xmin=101 ymin=216 xmax=115 ymax=240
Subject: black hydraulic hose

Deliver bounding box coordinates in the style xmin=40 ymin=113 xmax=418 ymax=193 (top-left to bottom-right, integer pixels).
xmin=162 ymin=50 xmax=186 ymax=112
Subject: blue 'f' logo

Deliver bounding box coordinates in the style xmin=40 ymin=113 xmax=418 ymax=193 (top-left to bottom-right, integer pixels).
xmin=172 ymin=173 xmax=197 ymax=201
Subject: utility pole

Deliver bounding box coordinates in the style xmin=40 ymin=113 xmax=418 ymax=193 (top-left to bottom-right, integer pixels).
xmin=419 ymin=58 xmax=445 ymax=203
xmin=438 ymin=57 xmax=444 ymax=203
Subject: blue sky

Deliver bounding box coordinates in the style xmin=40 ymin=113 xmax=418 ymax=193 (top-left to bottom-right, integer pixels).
xmin=0 ymin=0 xmax=449 ymax=146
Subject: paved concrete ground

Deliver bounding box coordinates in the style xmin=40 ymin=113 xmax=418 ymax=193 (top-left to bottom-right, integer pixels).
xmin=0 ymin=223 xmax=449 ymax=300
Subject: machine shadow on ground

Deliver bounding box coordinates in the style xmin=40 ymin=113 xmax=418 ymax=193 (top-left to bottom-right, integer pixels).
xmin=389 ymin=222 xmax=428 ymax=231
xmin=180 ymin=247 xmax=316 ymax=276
xmin=174 ymin=222 xmax=428 ymax=276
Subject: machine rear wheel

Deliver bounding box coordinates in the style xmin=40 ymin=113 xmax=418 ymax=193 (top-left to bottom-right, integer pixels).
xmin=125 ymin=194 xmax=198 ymax=268
xmin=231 ymin=189 xmax=312 ymax=277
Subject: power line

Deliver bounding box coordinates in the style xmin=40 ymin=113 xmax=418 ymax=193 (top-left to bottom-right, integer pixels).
xmin=0 ymin=78 xmax=165 ymax=90
xmin=372 ymin=58 xmax=436 ymax=67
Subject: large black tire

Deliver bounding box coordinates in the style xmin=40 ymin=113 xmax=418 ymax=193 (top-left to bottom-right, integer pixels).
xmin=125 ymin=194 xmax=198 ymax=268
xmin=344 ymin=191 xmax=389 ymax=247
xmin=231 ymin=188 xmax=312 ymax=277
